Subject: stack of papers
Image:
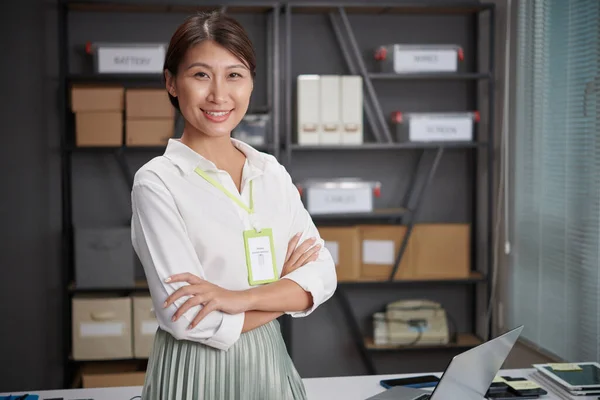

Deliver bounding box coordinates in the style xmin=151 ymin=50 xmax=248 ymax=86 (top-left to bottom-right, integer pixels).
xmin=532 ymin=362 xmax=600 ymax=396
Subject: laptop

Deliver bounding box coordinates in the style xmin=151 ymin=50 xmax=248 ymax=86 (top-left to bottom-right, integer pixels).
xmin=366 ymin=325 xmax=524 ymax=400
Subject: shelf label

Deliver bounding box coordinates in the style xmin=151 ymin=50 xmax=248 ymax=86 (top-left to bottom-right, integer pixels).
xmin=80 ymin=322 xmax=124 ymax=337
xmin=363 ymin=240 xmax=395 ymax=265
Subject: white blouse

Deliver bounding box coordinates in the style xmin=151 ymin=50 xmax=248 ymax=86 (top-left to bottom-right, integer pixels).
xmin=131 ymin=138 xmax=337 ymax=351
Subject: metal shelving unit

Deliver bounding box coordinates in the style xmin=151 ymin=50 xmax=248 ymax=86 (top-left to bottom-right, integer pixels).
xmin=57 ymin=0 xmax=497 ymax=384
xmin=282 ymin=1 xmax=496 ymax=375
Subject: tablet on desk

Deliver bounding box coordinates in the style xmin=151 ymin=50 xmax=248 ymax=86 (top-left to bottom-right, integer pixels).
xmin=533 ymin=361 xmax=600 ymax=391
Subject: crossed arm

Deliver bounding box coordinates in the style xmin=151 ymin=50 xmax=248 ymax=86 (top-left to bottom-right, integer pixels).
xmin=131 ymin=170 xmax=337 ymax=350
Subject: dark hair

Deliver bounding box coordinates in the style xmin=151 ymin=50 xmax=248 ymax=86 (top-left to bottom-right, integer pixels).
xmin=164 ymin=11 xmax=257 ymax=111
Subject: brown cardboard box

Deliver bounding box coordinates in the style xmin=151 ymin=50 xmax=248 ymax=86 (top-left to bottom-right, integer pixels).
xmin=132 ymin=295 xmax=158 ymax=359
xmin=72 ymin=296 xmax=133 ymax=360
xmin=71 ymin=85 xmax=124 ymax=112
xmin=83 ymin=372 xmax=146 ymax=388
xmin=126 ymin=119 xmax=174 ymax=146
xmin=358 ymin=225 xmax=414 ymax=280
xmin=79 ymin=361 xmax=146 ymax=388
xmin=126 ymin=88 xmax=175 ymax=118
xmin=75 ymin=112 xmax=123 ymax=147
xmin=319 ymin=226 xmax=360 ymax=282
xmin=410 ymin=223 xmax=470 ymax=279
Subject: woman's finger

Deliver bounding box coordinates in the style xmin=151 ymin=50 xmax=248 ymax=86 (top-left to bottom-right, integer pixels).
xmin=172 ymin=294 xmax=210 ymax=322
xmin=285 ymin=233 xmax=302 ymax=263
xmin=188 ymin=301 xmax=218 ymax=329
xmin=294 ymin=244 xmax=321 ymax=268
xmin=287 ymin=237 xmax=316 ymax=267
xmin=165 ymin=272 xmax=203 ymax=285
xmin=163 ymin=284 xmax=200 ymax=308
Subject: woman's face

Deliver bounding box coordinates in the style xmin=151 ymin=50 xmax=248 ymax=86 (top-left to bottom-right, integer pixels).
xmin=166 ymin=40 xmax=253 ymax=139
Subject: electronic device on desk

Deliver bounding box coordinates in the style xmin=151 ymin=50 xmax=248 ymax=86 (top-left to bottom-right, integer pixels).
xmin=380 ymin=375 xmax=440 ymax=390
xmin=373 ymin=299 xmax=455 ymax=346
xmin=486 ymin=376 xmax=548 ymax=399
xmin=365 ymin=326 xmax=524 ymax=400
xmin=532 ymin=361 xmax=600 ymax=396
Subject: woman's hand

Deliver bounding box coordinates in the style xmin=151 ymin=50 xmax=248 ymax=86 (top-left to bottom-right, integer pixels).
xmin=282 ymin=233 xmax=321 ymax=276
xmin=163 ymin=273 xmax=250 ymax=329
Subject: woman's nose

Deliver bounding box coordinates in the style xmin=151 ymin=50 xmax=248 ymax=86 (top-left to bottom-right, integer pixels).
xmin=207 ymin=79 xmax=227 ymax=104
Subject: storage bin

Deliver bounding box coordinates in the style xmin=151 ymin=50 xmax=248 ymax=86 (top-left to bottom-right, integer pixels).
xmin=72 ymin=296 xmax=133 ymax=360
xmin=392 ymin=111 xmax=479 ymax=143
xmin=297 ymin=178 xmax=381 ymax=215
xmin=132 ymin=295 xmax=158 ymax=359
xmin=374 ymin=44 xmax=463 ymax=74
xmin=86 ymin=42 xmax=167 ymax=74
xmin=74 ymin=227 xmax=135 ymax=289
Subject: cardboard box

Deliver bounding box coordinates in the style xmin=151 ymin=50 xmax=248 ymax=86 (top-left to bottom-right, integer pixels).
xmin=80 ymin=361 xmax=146 ymax=388
xmin=319 ymin=226 xmax=361 ymax=282
xmin=71 ymin=85 xmax=124 ymax=112
xmin=72 ymin=296 xmax=133 ymax=360
xmin=410 ymin=223 xmax=470 ymax=279
xmin=75 ymin=112 xmax=123 ymax=147
xmin=126 ymin=119 xmax=174 ymax=146
xmin=358 ymin=225 xmax=413 ymax=280
xmin=126 ymin=88 xmax=175 ymax=118
xmin=132 ymin=295 xmax=158 ymax=359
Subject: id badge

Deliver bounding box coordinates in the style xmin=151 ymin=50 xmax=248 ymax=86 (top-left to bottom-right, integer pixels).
xmin=243 ymin=228 xmax=278 ymax=286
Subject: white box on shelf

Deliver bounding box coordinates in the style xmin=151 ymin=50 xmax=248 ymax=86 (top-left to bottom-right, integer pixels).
xmin=300 ymin=179 xmax=380 ymax=215
xmin=340 ymin=75 xmax=364 ymax=145
xmin=376 ymin=44 xmax=462 ymax=74
xmin=297 ymin=75 xmax=321 ymax=145
xmin=90 ymin=42 xmax=167 ymax=74
xmin=319 ymin=75 xmax=342 ymax=144
xmin=408 ymin=113 xmax=474 ymax=142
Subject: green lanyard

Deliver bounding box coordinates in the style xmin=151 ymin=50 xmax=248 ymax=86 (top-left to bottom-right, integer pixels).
xmin=194 ymin=167 xmax=254 ymax=215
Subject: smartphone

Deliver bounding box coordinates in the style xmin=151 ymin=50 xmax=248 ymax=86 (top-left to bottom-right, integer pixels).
xmin=380 ymin=375 xmax=440 ymax=389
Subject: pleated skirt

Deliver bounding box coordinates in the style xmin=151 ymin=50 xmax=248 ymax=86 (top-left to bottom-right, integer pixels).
xmin=141 ymin=319 xmax=307 ymax=400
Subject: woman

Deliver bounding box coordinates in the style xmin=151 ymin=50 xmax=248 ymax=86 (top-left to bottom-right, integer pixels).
xmin=130 ymin=11 xmax=337 ymax=400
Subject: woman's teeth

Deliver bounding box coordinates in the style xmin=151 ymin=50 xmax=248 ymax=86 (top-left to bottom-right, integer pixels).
xmin=204 ymin=110 xmax=230 ymax=116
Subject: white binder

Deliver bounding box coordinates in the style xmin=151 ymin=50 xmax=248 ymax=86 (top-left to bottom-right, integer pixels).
xmin=340 ymin=75 xmax=363 ymax=145
xmin=297 ymin=75 xmax=321 ymax=145
xmin=319 ymin=75 xmax=342 ymax=144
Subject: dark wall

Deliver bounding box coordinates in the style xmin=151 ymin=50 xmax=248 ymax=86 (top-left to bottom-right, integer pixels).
xmin=0 ymin=0 xmax=64 ymax=391
xmin=0 ymin=0 xmax=488 ymax=391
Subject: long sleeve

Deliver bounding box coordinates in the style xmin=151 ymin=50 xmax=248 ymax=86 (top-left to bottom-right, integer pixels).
xmin=131 ymin=177 xmax=244 ymax=351
xmin=278 ymin=166 xmax=338 ymax=317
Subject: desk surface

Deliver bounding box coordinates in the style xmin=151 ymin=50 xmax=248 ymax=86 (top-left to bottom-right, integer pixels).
xmin=1 ymin=369 xmax=597 ymax=400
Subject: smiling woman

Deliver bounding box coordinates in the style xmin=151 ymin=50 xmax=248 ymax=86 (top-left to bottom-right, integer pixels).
xmin=130 ymin=11 xmax=337 ymax=400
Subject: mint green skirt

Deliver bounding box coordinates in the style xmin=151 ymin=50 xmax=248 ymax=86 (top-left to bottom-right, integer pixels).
xmin=142 ymin=320 xmax=307 ymax=400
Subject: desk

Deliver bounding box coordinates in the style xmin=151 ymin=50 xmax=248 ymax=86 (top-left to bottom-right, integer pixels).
xmin=1 ymin=369 xmax=597 ymax=400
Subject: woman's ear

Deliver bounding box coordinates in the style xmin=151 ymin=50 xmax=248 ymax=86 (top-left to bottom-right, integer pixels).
xmin=164 ymin=69 xmax=177 ymax=98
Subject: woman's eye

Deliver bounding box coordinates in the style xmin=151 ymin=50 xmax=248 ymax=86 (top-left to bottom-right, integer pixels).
xmin=194 ymin=72 xmax=208 ymax=78
xmin=229 ymin=72 xmax=242 ymax=78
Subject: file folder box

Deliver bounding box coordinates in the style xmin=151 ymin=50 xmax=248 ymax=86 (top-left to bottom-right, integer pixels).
xmin=297 ymin=75 xmax=321 ymax=145
xmin=340 ymin=75 xmax=364 ymax=145
xmin=72 ymin=296 xmax=133 ymax=360
xmin=392 ymin=111 xmax=479 ymax=142
xmin=74 ymin=227 xmax=135 ymax=289
xmin=319 ymin=75 xmax=342 ymax=144
xmin=374 ymin=44 xmax=464 ymax=74
xmin=132 ymin=295 xmax=158 ymax=359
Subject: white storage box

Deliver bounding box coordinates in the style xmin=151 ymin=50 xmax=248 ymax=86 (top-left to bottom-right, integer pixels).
xmin=319 ymin=75 xmax=342 ymax=144
xmin=340 ymin=75 xmax=364 ymax=145
xmin=297 ymin=75 xmax=321 ymax=145
xmin=392 ymin=111 xmax=479 ymax=142
xmin=375 ymin=44 xmax=464 ymax=74
xmin=297 ymin=178 xmax=381 ymax=215
xmin=132 ymin=295 xmax=158 ymax=359
xmin=72 ymin=296 xmax=133 ymax=360
xmin=86 ymin=42 xmax=167 ymax=74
